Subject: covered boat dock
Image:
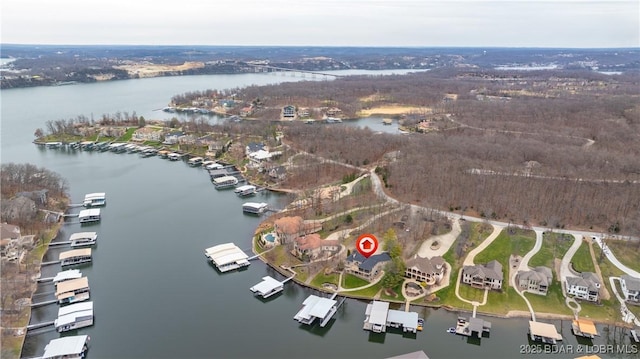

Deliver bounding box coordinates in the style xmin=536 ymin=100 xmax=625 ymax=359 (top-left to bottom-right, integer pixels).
xmin=250 ymin=275 xmax=294 ymax=298
xmin=529 ymin=321 xmax=563 ymax=344
xmin=41 ymin=334 xmax=90 ymax=359
xmin=204 ymin=243 xmax=250 ymax=272
xmin=294 ymin=294 xmax=340 ymax=327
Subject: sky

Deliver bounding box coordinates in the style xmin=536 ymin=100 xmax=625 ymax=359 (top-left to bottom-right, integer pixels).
xmin=1 ymin=0 xmax=638 ymax=48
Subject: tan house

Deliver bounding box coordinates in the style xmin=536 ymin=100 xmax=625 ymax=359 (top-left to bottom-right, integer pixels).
xmin=462 ymin=260 xmax=503 ymax=290
xmin=405 ymin=255 xmax=446 ymax=285
xmin=132 ymin=127 xmax=162 ymax=142
xmin=516 ymin=266 xmax=552 ymax=295
xmin=345 ymin=252 xmax=391 ymax=281
xmin=292 ymin=234 xmax=340 ymax=260
xmin=273 ymin=216 xmax=321 ymax=244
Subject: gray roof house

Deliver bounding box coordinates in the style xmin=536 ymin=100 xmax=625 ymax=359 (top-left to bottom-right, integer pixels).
xmin=620 ymin=274 xmax=640 ymax=303
xmin=516 ymin=266 xmax=552 ymax=295
xmin=462 ymin=260 xmax=503 ymax=290
xmin=345 ymin=252 xmax=391 ymax=281
xmin=566 ymin=272 xmax=601 ymax=302
xmin=405 ymin=255 xmax=446 ymax=286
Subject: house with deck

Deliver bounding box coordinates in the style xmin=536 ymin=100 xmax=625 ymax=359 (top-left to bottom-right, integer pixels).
xmin=132 ymin=126 xmax=162 ymax=142
xmin=345 ymin=252 xmax=391 ymax=281
xmin=281 ymin=105 xmax=297 ymax=120
xmin=516 ymin=266 xmax=552 ymax=295
xmin=292 ymin=234 xmax=340 ymax=260
xmin=565 ymin=272 xmax=601 ymax=302
xmin=405 ymin=255 xmax=446 ymax=285
xmin=273 ymin=216 xmax=321 ymax=244
xmin=620 ymin=274 xmax=640 ymax=303
xmin=461 ymin=260 xmax=503 ymax=290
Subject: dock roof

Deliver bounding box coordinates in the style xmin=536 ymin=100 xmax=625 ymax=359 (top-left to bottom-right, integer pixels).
xmin=59 ymin=248 xmax=91 ymax=260
xmin=387 ymin=309 xmax=419 ymax=329
xmin=69 ymin=232 xmax=97 ymax=241
xmin=205 ymin=243 xmax=248 ymax=266
xmin=235 ymin=185 xmax=257 ymax=192
xmin=56 ymin=308 xmax=93 ymax=327
xmin=53 ymin=269 xmax=82 ymax=283
xmin=529 ymin=321 xmax=562 ymax=340
xmin=78 ymin=208 xmax=100 ymax=218
xmin=387 ymin=350 xmax=430 ymax=359
xmin=58 ymin=301 xmax=93 ymax=317
xmin=55 ymin=277 xmax=89 ymax=296
xmin=368 ymin=300 xmax=390 ymax=326
xmin=573 ymin=318 xmax=598 ymax=336
xmin=295 ymin=295 xmax=337 ymax=321
xmin=42 ymin=335 xmax=88 ymax=359
xmin=250 ymin=276 xmax=283 ymax=295
xmin=84 ymin=192 xmax=105 ymax=199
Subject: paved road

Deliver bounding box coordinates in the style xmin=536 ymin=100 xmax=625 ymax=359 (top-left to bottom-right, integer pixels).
xmin=559 ymin=234 xmax=583 ymax=295
xmin=511 ymin=229 xmax=544 ymax=321
xmin=416 ymin=218 xmax=462 ymax=258
xmin=593 ymin=237 xmax=640 ymax=278
xmin=463 ymin=224 xmax=503 ymax=266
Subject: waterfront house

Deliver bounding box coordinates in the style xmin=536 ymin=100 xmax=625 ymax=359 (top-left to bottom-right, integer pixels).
xmin=245 ymin=142 xmax=265 ymax=155
xmin=99 ymin=126 xmax=126 ymax=138
xmin=268 ymin=166 xmax=287 ymax=181
xmin=248 ymin=150 xmax=272 ymax=167
xmin=132 ymin=126 xmax=162 ymax=142
xmin=405 ymin=255 xmax=446 ymax=285
xmin=162 ymin=131 xmax=184 ymax=145
xmin=1 ymin=196 xmax=37 ymax=221
xmin=281 ymin=105 xmax=297 ymax=120
xmin=516 ymin=266 xmax=552 ymax=295
xmin=1 ymin=223 xmax=21 ymax=241
xmin=345 ymin=251 xmax=391 ymax=281
xmin=16 ymin=189 xmax=48 ymax=206
xmin=292 ymin=234 xmax=340 ymax=260
xmin=461 ymin=260 xmax=503 ymax=290
xmin=565 ymin=272 xmax=600 ymax=302
xmin=620 ymin=274 xmax=640 ymax=303
xmin=273 ymin=216 xmax=321 ymax=244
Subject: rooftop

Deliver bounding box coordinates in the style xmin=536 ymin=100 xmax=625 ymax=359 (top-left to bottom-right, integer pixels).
xmin=42 ymin=335 xmax=89 ymax=359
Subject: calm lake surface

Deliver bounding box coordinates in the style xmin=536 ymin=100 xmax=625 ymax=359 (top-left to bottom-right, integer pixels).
xmin=2 ymin=71 xmax=637 ymax=359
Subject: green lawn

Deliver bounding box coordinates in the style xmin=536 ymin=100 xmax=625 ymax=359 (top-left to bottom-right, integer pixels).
xmin=342 ymin=273 xmax=370 ymax=289
xmin=524 ymin=282 xmax=573 ymax=316
xmin=604 ymin=239 xmax=640 ymax=273
xmin=118 ymin=127 xmax=136 ymax=142
xmin=474 ymin=228 xmax=535 ymax=271
xmin=310 ymin=270 xmax=340 ymax=288
xmin=571 ymin=240 xmax=595 ymax=273
xmin=379 ymin=284 xmax=405 ymax=302
xmin=529 ymin=232 xmax=574 ymax=268
xmin=344 ymin=282 xmax=382 ymax=298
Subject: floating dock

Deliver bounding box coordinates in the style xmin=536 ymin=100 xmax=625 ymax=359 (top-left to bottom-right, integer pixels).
xmin=250 ymin=275 xmax=294 ymax=298
xmin=454 ymin=316 xmax=492 ymax=338
xmin=294 ymin=293 xmax=342 ymax=327
xmin=572 ymin=318 xmax=598 ymax=338
xmin=529 ymin=321 xmax=563 ymax=344
xmin=41 ymin=334 xmax=90 ymax=359
xmin=204 ymin=243 xmax=250 ymax=272
xmin=363 ymin=300 xmax=420 ymax=334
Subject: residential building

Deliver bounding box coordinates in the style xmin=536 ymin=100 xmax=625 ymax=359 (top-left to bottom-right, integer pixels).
xmin=461 ymin=260 xmax=503 ymax=290
xmin=245 ymin=142 xmax=265 ymax=156
xmin=405 ymin=255 xmax=446 ymax=285
xmin=292 ymin=234 xmax=340 ymax=260
xmin=132 ymin=127 xmax=162 ymax=142
xmin=16 ymin=189 xmax=48 ymax=206
xmin=620 ymin=274 xmax=640 ymax=303
xmin=516 ymin=266 xmax=552 ymax=295
xmin=1 ymin=223 xmax=21 ymax=241
xmin=268 ymin=166 xmax=287 ymax=181
xmin=281 ymin=105 xmax=296 ymax=120
xmin=565 ymin=272 xmax=601 ymax=302
xmin=162 ymin=131 xmax=184 ymax=145
xmin=345 ymin=252 xmax=391 ymax=281
xmin=273 ymin=216 xmax=321 ymax=244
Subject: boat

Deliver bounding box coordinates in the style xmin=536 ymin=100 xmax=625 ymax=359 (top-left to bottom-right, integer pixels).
xmin=447 ymin=327 xmax=456 ymax=334
xmin=158 ymin=150 xmax=170 ymax=158
xmin=69 ymin=232 xmax=97 ymax=247
xmin=168 ymin=152 xmax=182 ymax=161
xmin=140 ymin=148 xmax=158 ymax=157
xmin=188 ymin=156 xmax=204 ymax=167
xmin=55 ymin=301 xmax=94 ymax=332
xmin=83 ymin=192 xmax=106 ymax=207
xmin=55 ymin=277 xmax=90 ymax=304
xmin=242 ymin=202 xmax=268 ymax=214
xmin=205 ymin=162 xmax=224 ymax=170
xmin=383 ymin=118 xmax=393 ymax=125
xmin=234 ymin=185 xmax=257 ymax=197
xmin=59 ymin=249 xmax=92 ymax=267
xmin=45 ymin=142 xmax=63 ymax=148
xmin=417 ymin=318 xmax=424 ymax=331
xmin=213 ymin=175 xmax=239 ymax=189
xmin=41 ymin=335 xmax=90 ymax=359
xmin=78 ymin=208 xmax=101 ymax=223
xmin=325 ymin=117 xmax=342 ymax=123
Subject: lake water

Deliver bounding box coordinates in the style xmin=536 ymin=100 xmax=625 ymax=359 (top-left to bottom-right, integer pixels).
xmin=2 ymin=71 xmax=637 ymax=359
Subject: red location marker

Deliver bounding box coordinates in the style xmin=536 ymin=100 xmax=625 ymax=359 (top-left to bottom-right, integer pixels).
xmin=356 ymin=233 xmax=379 ymax=258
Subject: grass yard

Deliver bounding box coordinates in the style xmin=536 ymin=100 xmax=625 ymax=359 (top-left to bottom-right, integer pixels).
xmin=310 ymin=270 xmax=340 ymax=288
xmin=528 ymin=232 xmax=575 ymax=268
xmin=345 ymin=282 xmax=382 ymax=298
xmin=474 ymin=229 xmax=536 ymax=270
xmin=571 ymin=240 xmax=596 ymax=273
xmin=342 ymin=273 xmax=370 ymax=289
xmin=524 ymin=282 xmax=573 ymax=317
xmin=379 ymin=284 xmax=405 ymax=302
xmin=603 ymin=239 xmax=640 ymax=273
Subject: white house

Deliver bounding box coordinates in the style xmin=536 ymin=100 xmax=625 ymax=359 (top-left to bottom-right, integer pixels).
xmin=565 ymin=272 xmax=600 ymax=302
xmin=620 ymin=274 xmax=640 ymax=303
